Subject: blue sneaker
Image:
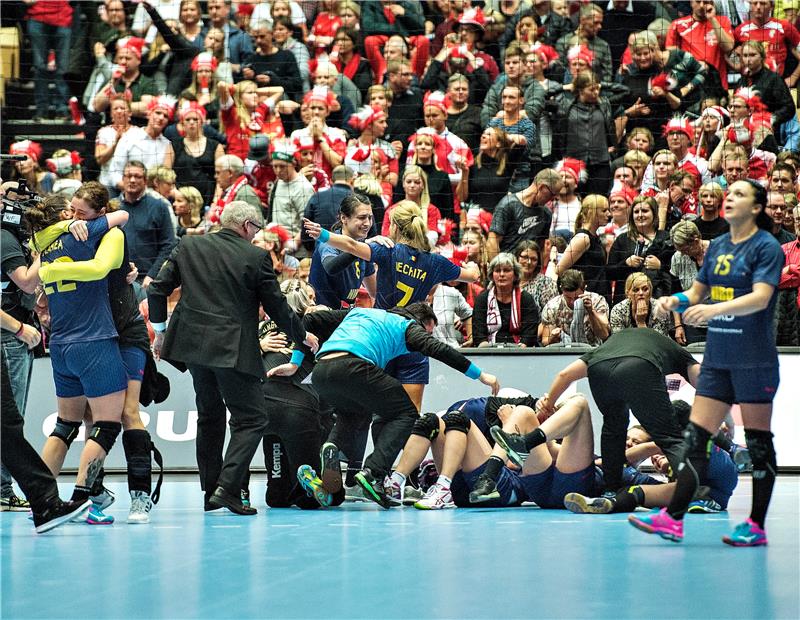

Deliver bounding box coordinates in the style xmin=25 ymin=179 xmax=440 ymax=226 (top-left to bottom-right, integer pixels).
xmin=722 ymin=518 xmax=767 ymax=547
xmin=85 ymin=504 xmax=114 ymax=525
xmin=89 ymin=486 xmax=115 ymax=511
xmin=297 ymin=465 xmax=332 ymax=507
xmin=687 ymin=498 xmax=723 ymax=513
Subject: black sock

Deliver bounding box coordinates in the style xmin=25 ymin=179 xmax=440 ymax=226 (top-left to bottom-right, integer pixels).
xmin=610 ymin=486 xmax=645 ymax=513
xmin=123 ymin=429 xmax=153 ymax=494
xmin=484 ymin=456 xmax=504 ymax=482
xmin=345 ymin=463 xmax=361 ymax=487
xmin=71 ymin=485 xmax=91 ymax=503
xmin=523 ymin=428 xmax=547 ymax=452
xmin=746 ymin=429 xmax=777 ymax=529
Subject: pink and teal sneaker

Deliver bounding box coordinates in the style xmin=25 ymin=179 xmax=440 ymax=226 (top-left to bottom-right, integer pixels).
xmin=628 ymin=507 xmax=683 ymax=542
xmin=722 ymin=519 xmax=767 ymax=547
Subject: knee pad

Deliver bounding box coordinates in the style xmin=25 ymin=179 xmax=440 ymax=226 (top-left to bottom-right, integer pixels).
xmin=87 ymin=421 xmax=122 ymax=454
xmin=442 ymin=409 xmax=471 ymax=435
xmin=50 ymin=417 xmax=82 ymax=448
xmin=411 ymin=412 xmax=441 ymax=441
xmin=682 ymin=421 xmax=713 ymax=461
xmin=122 ymin=429 xmax=152 ymax=478
xmin=744 ymin=429 xmax=777 ymax=475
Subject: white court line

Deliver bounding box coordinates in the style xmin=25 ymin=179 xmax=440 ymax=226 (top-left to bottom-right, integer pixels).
xmin=211 ymin=525 xmax=241 ymax=528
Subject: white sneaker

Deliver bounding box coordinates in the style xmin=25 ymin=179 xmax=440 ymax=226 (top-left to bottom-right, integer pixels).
xmin=414 ymin=483 xmax=454 ymax=510
xmin=384 ymin=478 xmax=403 ymax=506
xmin=128 ymin=491 xmax=153 ymax=524
xmin=344 ymin=484 xmax=368 ymax=502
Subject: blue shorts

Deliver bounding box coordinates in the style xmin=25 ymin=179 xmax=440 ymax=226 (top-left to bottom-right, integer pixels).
xmin=695 ymin=364 xmax=780 ymax=405
xmin=519 ymin=464 xmax=596 ymax=509
xmin=50 ymin=339 xmax=127 ymax=398
xmin=120 ymin=346 xmax=146 ymax=382
xmin=451 ymin=461 xmax=524 ymax=508
xmin=705 ymin=446 xmax=738 ymax=510
xmin=385 ymin=351 xmax=429 ymax=385
xmin=449 ymin=398 xmax=490 ymax=437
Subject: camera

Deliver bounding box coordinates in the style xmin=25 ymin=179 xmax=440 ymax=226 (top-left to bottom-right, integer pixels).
xmin=1 ymin=179 xmax=42 ymax=243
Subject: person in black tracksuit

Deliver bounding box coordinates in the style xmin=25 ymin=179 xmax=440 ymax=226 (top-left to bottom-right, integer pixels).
xmin=532 ymin=328 xmax=701 ymax=494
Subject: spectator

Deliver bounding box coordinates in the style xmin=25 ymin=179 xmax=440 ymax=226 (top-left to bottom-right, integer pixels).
xmin=487 ymin=85 xmax=537 ymax=190
xmin=290 ymin=87 xmax=348 ymax=177
xmin=213 ymin=154 xmax=263 ymax=218
xmin=8 ymin=141 xmax=54 ymax=196
xmin=205 ymin=0 xmax=254 ymax=79
xmin=173 ymin=185 xmax=204 ymax=236
xmin=421 ymin=31 xmax=491 ymax=106
xmin=268 ymin=140 xmax=316 ymax=256
xmin=270 ymin=16 xmax=311 ymax=94
xmin=108 ymin=96 xmax=176 ymax=192
xmin=383 ymin=168 xmax=442 ymax=244
xmin=480 ymin=43 xmax=529 ymax=127
xmin=770 ymin=162 xmax=798 ymax=195
xmin=618 ymin=31 xmax=706 ymax=141
xmin=385 ymin=59 xmax=425 ymax=146
xmin=468 ymin=127 xmax=519 ymax=218
xmin=306 ymin=0 xmax=342 ymax=54
xmin=48 ymin=150 xmax=83 ymax=199
xmin=607 ymin=195 xmax=675 ymax=306
xmin=518 ymin=4 xmax=572 ymax=47
xmin=551 ymin=158 xmax=586 ymax=241
xmin=243 ymin=19 xmax=303 ymax=103
xmin=609 ymin=273 xmax=673 ymax=338
xmin=132 ymin=0 xmax=179 ymax=38
xmin=332 ymin=26 xmax=375 ymax=102
xmin=445 ymin=75 xmax=483 ymax=153
xmin=523 ymin=48 xmax=561 ymax=164
xmin=735 ymin=0 xmax=800 ymax=86
xmin=362 ymin=1 xmax=428 ymax=82
xmin=669 ymin=219 xmax=710 ymax=344
xmin=218 ymin=80 xmax=288 ymax=161
xmin=269 ymin=0 xmax=308 ymax=45
xmin=302 ymin=165 xmax=356 ymax=253
xmin=766 ymin=191 xmax=797 ymax=244
xmin=118 ymin=160 xmax=177 ymax=289
xmin=312 ymin=60 xmax=360 ymax=122
xmin=738 ymin=41 xmax=796 ymax=131
xmin=172 ymin=102 xmax=225 ymax=206
xmin=473 ymin=253 xmax=539 ymax=347
xmin=623 ymin=149 xmax=651 ymax=191
xmin=556 ymin=71 xmax=618 ymax=196
xmin=91 ymin=0 xmax=130 ymax=50
xmin=599 ymin=0 xmax=656 ymax=74
xmin=665 ymin=0 xmax=734 ymax=96
xmin=695 ymin=182 xmax=730 ymax=240
xmin=95 ymin=97 xmax=137 ymax=197
xmin=539 ymin=269 xmax=610 ymax=346
xmin=641 ymin=117 xmax=710 ymax=190
xmin=344 ymin=105 xmax=398 ymax=186
xmin=408 ymin=131 xmax=454 ymax=227
xmin=776 ymin=203 xmax=800 ymax=346
xmin=26 ymin=0 xmax=73 ymax=122
xmin=294 ymin=135 xmax=333 ymax=192
xmin=92 ymin=37 xmax=158 ymax=119
xmin=487 ymin=169 xmax=562 ymax=260
xmin=602 ymin=181 xmax=636 ymax=243
xmin=555 ymin=4 xmax=613 ymax=82
xmin=555 ymin=194 xmax=610 ymax=301
xmin=515 ymin=240 xmax=558 ymax=315
xmin=460 ymin=229 xmax=490 ymax=287
xmin=427 ymin=284 xmax=474 ymax=348
xmin=147 ymin=165 xmax=177 ymax=207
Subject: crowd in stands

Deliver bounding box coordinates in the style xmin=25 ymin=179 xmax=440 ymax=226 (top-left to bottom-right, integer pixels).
xmin=5 ymin=0 xmax=800 ymax=350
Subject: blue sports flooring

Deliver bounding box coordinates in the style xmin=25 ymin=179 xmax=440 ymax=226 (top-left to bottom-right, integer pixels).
xmin=2 ymin=475 xmax=798 ymax=620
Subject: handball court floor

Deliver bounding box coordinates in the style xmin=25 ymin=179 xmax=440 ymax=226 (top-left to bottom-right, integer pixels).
xmin=2 ymin=475 xmax=798 ymax=620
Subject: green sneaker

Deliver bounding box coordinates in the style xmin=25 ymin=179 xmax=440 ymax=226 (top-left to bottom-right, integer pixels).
xmin=297 ymin=465 xmax=332 ymax=507
xmin=354 ymin=469 xmax=392 ymax=509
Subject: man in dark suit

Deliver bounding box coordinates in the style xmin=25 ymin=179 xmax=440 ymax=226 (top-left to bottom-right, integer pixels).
xmin=147 ymin=201 xmax=318 ymax=515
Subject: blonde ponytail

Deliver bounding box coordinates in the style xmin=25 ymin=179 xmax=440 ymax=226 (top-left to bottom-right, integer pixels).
xmin=390 ymin=200 xmax=430 ymax=251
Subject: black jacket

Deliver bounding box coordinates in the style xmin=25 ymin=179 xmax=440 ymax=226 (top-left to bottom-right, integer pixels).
xmin=147 ymin=228 xmax=307 ymax=377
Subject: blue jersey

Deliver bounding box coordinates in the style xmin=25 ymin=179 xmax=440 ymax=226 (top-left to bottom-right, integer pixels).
xmin=309 ymin=241 xmax=375 ymax=308
xmin=317 ymin=308 xmax=413 ymax=368
xmin=369 ymin=242 xmax=461 ymax=309
xmin=38 ymin=219 xmax=117 ymax=345
xmin=696 ymin=230 xmax=783 ymax=368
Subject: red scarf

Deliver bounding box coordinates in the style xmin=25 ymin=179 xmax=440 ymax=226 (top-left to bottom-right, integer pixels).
xmin=340 ymin=53 xmax=363 ymax=82
xmin=383 ymin=7 xmax=396 ymax=24
xmin=209 ymin=174 xmax=250 ymax=224
xmin=486 ymin=286 xmax=522 ymax=344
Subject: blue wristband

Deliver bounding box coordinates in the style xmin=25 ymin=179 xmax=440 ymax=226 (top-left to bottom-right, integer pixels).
xmin=290 ymin=349 xmax=304 ymax=366
xmin=318 ymin=228 xmax=331 ymax=243
xmin=673 ymin=292 xmax=690 ymax=313
xmin=465 ymin=363 xmax=482 ymax=380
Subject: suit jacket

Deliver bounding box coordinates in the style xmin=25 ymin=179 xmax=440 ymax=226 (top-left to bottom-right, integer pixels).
xmin=147 ymin=228 xmax=307 ymax=377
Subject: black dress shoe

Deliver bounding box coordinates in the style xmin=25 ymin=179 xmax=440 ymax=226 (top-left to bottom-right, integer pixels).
xmin=208 ymin=486 xmax=257 ymax=515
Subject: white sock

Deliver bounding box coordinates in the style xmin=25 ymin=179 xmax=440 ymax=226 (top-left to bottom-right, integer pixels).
xmin=390 ymin=470 xmax=407 ymax=488
xmin=436 ymin=475 xmax=452 ymax=489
